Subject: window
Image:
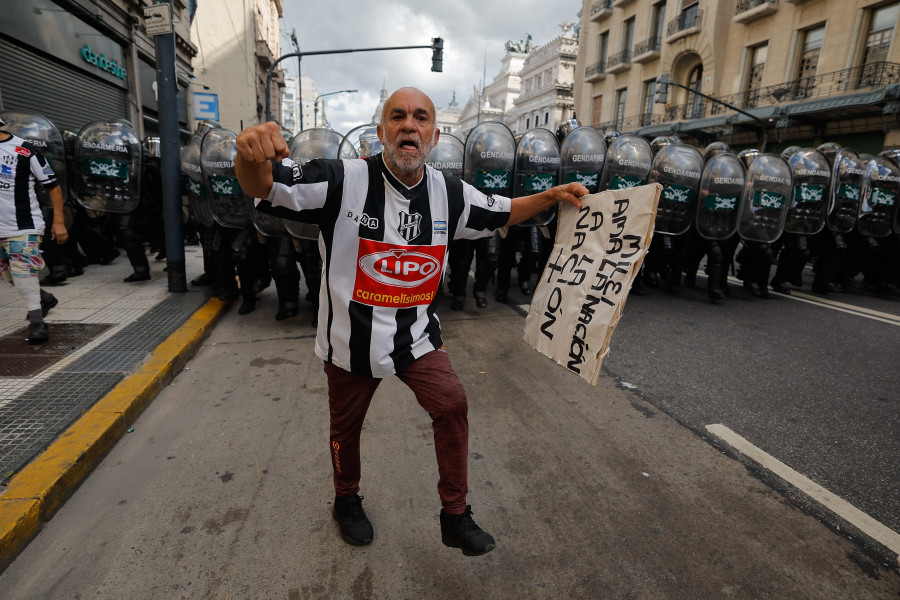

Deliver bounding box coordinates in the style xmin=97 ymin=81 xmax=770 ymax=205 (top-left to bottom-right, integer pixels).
xmin=622 ymin=17 xmax=635 ymax=55
xmin=597 ymin=32 xmax=609 ymax=66
xmin=744 ymin=44 xmax=767 ymax=106
xmin=797 ymin=25 xmax=824 ymax=98
xmin=861 ymin=3 xmax=898 ymax=85
xmin=544 ymin=112 xmax=549 ymax=125
xmin=641 ymin=79 xmax=656 ymax=126
xmin=592 ymin=95 xmax=604 ymax=129
xmin=526 ymin=117 xmax=530 ymax=129
xmin=614 ymin=88 xmax=627 ymax=130
xmin=688 ymin=64 xmax=704 ymax=118
xmin=651 ymin=1 xmax=666 ymax=41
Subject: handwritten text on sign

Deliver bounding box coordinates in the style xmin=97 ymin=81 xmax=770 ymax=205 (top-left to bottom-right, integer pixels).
xmin=524 ymin=184 xmax=660 ymax=386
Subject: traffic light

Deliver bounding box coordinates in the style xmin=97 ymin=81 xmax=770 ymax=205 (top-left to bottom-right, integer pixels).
xmin=431 ymin=37 xmax=443 ymax=72
xmin=655 ymin=74 xmax=669 ymax=104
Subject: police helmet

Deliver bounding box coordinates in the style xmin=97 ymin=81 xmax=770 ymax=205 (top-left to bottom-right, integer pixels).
xmin=780 ymin=145 xmax=801 ymax=160
xmin=704 ymin=141 xmax=731 ymax=161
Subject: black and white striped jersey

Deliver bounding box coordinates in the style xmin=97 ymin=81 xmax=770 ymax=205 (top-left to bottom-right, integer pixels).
xmin=256 ymin=153 xmax=511 ymax=377
xmin=0 ymin=133 xmax=58 ymax=237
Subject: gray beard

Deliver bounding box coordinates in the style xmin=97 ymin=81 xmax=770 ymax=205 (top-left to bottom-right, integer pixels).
xmin=383 ymin=137 xmax=436 ymax=178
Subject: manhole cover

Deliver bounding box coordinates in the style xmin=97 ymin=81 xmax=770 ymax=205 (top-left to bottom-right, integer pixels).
xmin=0 ymin=323 xmax=113 ymax=377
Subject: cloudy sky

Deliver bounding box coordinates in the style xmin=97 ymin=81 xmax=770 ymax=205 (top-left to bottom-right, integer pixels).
xmin=278 ymin=0 xmax=584 ymax=133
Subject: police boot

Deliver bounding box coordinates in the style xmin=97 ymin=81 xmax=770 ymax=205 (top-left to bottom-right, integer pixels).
xmin=706 ymin=242 xmax=725 ymax=302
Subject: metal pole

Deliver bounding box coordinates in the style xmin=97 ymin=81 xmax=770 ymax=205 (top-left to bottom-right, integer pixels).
xmin=154 ymin=0 xmax=186 ymax=292
xmin=667 ymin=80 xmax=769 ymax=153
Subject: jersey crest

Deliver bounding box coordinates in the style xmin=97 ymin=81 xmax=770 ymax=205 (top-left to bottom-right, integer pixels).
xmin=397 ymin=210 xmax=422 ymax=241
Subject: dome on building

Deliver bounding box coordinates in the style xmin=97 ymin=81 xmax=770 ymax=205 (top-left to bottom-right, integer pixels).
xmin=371 ymin=82 xmax=389 ymax=125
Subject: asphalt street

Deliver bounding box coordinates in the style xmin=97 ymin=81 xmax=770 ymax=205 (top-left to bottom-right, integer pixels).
xmin=1 ymin=279 xmax=898 ymax=599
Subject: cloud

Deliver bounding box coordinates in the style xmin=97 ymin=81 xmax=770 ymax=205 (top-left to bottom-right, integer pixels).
xmin=280 ymin=0 xmax=582 ymax=134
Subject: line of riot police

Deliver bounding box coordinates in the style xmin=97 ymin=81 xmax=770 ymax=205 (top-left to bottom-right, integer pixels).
xmin=0 ymin=111 xmax=173 ymax=286
xmin=431 ymin=118 xmax=900 ymax=306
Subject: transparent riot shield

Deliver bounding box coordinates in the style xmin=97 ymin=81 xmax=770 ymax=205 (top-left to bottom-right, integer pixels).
xmin=181 ymin=124 xmax=215 ymax=228
xmin=695 ymin=152 xmax=746 ymax=240
xmin=282 ymin=127 xmax=352 ymax=241
xmin=0 ymin=111 xmax=67 ymax=206
xmin=783 ymin=148 xmax=831 ymax=235
xmin=200 ymin=127 xmax=250 ymax=230
xmin=827 ymin=148 xmax=865 ymax=233
xmin=462 ymin=121 xmax=515 ymax=197
xmin=648 ymin=143 xmax=704 ymax=235
xmin=559 ymin=126 xmax=606 ymax=194
xmin=857 ymin=156 xmax=900 ymax=238
xmin=337 ymin=124 xmax=382 ymax=159
xmin=512 ymin=128 xmax=560 ymax=226
xmin=737 ymin=148 xmax=759 ymax=170
xmin=73 ymin=120 xmax=141 ymax=213
xmin=736 ymin=153 xmax=792 ymax=243
xmin=599 ymin=134 xmax=653 ymax=191
xmin=426 ymin=133 xmax=465 ymax=178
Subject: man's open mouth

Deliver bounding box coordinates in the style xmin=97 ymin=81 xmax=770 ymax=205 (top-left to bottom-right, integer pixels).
xmin=398 ymin=139 xmax=420 ymax=152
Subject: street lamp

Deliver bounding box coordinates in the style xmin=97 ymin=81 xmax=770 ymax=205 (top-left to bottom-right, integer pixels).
xmin=314 ymin=89 xmax=357 ymax=128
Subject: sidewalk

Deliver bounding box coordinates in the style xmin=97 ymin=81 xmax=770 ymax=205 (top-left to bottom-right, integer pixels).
xmin=0 ymin=245 xmax=227 ymax=569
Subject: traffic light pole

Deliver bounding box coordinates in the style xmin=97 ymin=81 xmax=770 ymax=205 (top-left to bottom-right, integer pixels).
xmin=657 ymin=77 xmax=768 ymax=153
xmin=265 ymin=39 xmax=443 ymax=125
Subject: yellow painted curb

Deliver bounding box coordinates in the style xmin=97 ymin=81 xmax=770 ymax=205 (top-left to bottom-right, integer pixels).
xmin=0 ymin=296 xmax=227 ymax=572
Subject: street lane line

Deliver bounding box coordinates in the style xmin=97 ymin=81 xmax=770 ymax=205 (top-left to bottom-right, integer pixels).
xmin=721 ymin=275 xmax=900 ymax=327
xmin=705 ymin=424 xmax=900 ymax=564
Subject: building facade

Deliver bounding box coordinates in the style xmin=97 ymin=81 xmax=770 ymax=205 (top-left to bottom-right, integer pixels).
xmin=574 ymin=0 xmax=900 ymax=153
xmin=457 ymin=47 xmax=530 ymax=138
xmin=0 ymin=0 xmax=197 ymax=138
xmin=191 ymin=0 xmax=284 ymax=132
xmin=436 ymin=92 xmax=463 ymax=138
xmin=510 ymin=26 xmax=579 ymax=133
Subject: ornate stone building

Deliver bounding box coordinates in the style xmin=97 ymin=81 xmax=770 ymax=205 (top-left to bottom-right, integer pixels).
xmin=574 ymin=0 xmax=900 ymax=153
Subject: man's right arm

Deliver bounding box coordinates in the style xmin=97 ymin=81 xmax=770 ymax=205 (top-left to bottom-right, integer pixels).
xmin=235 ymin=122 xmax=290 ymax=199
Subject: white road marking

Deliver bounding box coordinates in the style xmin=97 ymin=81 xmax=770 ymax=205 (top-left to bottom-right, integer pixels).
xmin=706 ymin=424 xmax=900 ymax=564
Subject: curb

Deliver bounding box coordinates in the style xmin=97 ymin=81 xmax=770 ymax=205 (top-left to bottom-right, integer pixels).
xmin=0 ymin=296 xmax=228 ymax=572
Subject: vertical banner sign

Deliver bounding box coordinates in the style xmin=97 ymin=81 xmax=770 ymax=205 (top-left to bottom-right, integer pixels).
xmin=524 ymin=184 xmax=661 ymax=386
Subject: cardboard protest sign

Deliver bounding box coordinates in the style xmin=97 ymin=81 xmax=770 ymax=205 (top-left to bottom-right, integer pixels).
xmin=523 ymin=184 xmax=661 ymax=386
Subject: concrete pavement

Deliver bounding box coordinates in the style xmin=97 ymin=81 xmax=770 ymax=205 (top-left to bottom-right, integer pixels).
xmin=0 ymin=271 xmax=897 ymax=598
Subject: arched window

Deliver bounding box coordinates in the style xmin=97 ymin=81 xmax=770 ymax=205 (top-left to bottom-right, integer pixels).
xmin=688 ymin=64 xmax=704 ymax=118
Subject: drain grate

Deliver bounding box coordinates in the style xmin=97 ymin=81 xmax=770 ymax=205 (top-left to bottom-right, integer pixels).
xmin=0 ymin=323 xmax=113 ymax=377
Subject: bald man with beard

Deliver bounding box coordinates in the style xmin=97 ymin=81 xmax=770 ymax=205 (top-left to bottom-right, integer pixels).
xmin=236 ymin=87 xmax=587 ymax=555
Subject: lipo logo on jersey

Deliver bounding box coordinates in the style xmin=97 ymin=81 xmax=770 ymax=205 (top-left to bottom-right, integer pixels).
xmin=354 ymin=238 xmax=445 ymax=308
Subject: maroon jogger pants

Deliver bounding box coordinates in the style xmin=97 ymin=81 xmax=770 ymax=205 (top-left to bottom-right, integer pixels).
xmin=323 ymin=349 xmax=469 ymax=514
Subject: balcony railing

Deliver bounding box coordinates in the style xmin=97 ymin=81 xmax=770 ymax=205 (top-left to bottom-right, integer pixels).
xmin=667 ymin=9 xmax=703 ymax=39
xmin=590 ymin=0 xmax=613 ymax=20
xmin=633 ymin=36 xmax=662 ymax=62
xmin=734 ymin=0 xmax=778 ymax=23
xmin=585 ymin=61 xmax=607 ymax=82
xmin=606 ymin=49 xmax=632 ymax=73
xmin=650 ymin=62 xmax=900 ymax=125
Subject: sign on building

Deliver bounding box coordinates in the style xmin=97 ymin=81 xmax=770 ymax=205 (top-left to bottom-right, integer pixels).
xmin=143 ymin=4 xmax=173 ymax=37
xmin=192 ymin=92 xmax=220 ymax=121
xmin=523 ymin=184 xmax=661 ymax=386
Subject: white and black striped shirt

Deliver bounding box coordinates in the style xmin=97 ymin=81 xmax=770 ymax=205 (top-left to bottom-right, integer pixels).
xmin=0 ymin=133 xmax=58 ymax=237
xmin=257 ymin=153 xmax=510 ymax=377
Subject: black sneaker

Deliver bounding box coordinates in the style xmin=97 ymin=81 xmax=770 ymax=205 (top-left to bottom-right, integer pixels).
xmin=28 ymin=322 xmax=49 ymax=344
xmin=440 ymin=505 xmax=495 ymax=556
xmin=332 ymin=495 xmax=373 ymax=546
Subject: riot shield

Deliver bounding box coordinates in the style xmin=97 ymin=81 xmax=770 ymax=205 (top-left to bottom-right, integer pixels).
xmin=0 ymin=111 xmax=67 ymax=206
xmin=559 ymin=126 xmax=606 ymax=194
xmin=73 ymin=120 xmax=141 ymax=213
xmin=736 ymin=153 xmax=792 ymax=243
xmin=426 ymin=133 xmax=465 ymax=178
xmin=695 ymin=152 xmax=746 ymax=240
xmin=737 ymin=148 xmax=759 ymax=169
xmin=784 ymin=148 xmax=831 ymax=235
xmin=648 ymin=143 xmax=704 ymax=235
xmin=599 ymin=134 xmax=653 ymax=191
xmin=462 ymin=121 xmax=515 ymax=197
xmin=337 ymin=124 xmax=382 ymax=159
xmin=826 ymin=148 xmax=865 ymax=233
xmin=200 ymin=127 xmax=251 ymax=230
xmin=283 ymin=127 xmax=351 ymax=241
xmin=181 ymin=124 xmax=214 ymax=228
xmin=512 ymin=128 xmax=560 ymax=226
xmin=857 ymin=156 xmax=900 ymax=238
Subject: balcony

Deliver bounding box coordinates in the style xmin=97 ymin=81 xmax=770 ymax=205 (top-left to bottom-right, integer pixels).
xmin=620 ymin=113 xmax=662 ymax=132
xmin=585 ymin=61 xmax=607 ymax=82
xmin=589 ymin=0 xmax=613 ymax=21
xmin=612 ymin=0 xmax=635 ymax=6
xmin=633 ymin=36 xmax=662 ymax=63
xmin=785 ymin=0 xmax=808 ymax=3
xmin=606 ymin=49 xmax=632 ymax=75
xmin=256 ymin=39 xmax=275 ymax=68
xmin=734 ymin=0 xmax=779 ymax=24
xmin=666 ymin=9 xmax=703 ymax=43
